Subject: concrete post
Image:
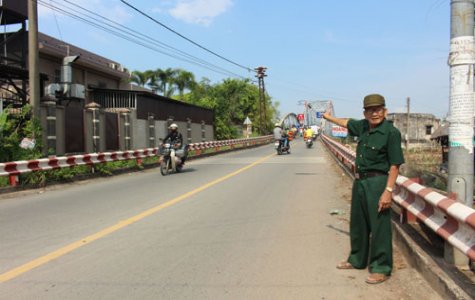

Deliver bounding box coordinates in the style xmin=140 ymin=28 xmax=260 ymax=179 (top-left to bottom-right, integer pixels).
xmin=28 ymin=0 xmax=40 ymax=119
xmin=446 ymin=0 xmax=474 ymax=267
xmin=187 ymin=118 xmax=192 ymax=144
xmin=122 ymin=110 xmax=131 ymax=150
xmin=44 ymin=100 xmax=56 ymax=155
xmin=86 ymin=102 xmax=101 ymax=153
xmin=148 ymin=114 xmax=155 ymax=148
xmin=201 ymin=120 xmax=206 ymax=142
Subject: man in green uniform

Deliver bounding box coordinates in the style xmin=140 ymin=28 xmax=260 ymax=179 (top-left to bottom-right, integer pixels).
xmin=323 ymin=94 xmax=404 ymax=284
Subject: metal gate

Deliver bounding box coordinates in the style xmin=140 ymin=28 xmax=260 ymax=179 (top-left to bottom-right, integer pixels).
xmin=64 ymin=106 xmax=85 ymax=153
xmin=104 ymin=112 xmax=119 ymax=151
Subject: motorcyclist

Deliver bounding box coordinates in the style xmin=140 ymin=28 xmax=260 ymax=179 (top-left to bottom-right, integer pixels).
xmin=305 ymin=126 xmax=314 ymax=141
xmin=162 ymin=123 xmax=187 ymax=164
xmin=273 ymin=123 xmax=289 ymax=149
xmin=273 ymin=123 xmax=283 ymax=141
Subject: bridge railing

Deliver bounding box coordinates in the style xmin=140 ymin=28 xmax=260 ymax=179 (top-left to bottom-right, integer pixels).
xmin=0 ymin=135 xmax=273 ymax=186
xmin=320 ymin=134 xmax=475 ymax=262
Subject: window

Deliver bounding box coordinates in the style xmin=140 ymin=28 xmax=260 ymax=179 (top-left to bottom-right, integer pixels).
xmin=425 ymin=125 xmax=433 ymax=135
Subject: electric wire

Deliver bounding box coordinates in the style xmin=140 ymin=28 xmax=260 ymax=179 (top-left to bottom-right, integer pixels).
xmin=55 ymin=0 xmax=244 ymax=79
xmin=37 ymin=0 xmax=353 ymax=106
xmin=37 ymin=0 xmax=245 ymax=79
xmin=36 ymin=0 xmax=247 ymax=79
xmin=120 ymin=0 xmax=253 ymax=73
xmin=50 ymin=0 xmax=64 ymax=41
xmin=265 ymin=81 xmax=357 ymax=103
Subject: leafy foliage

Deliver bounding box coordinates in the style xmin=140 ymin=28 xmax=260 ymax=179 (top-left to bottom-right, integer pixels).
xmin=130 ymin=68 xmax=280 ymax=139
xmin=0 ymin=105 xmax=42 ymax=162
xmin=186 ymin=78 xmax=278 ymax=139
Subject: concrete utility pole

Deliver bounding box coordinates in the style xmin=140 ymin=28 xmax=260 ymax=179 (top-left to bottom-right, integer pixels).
xmin=447 ymin=0 xmax=474 ymax=265
xmin=28 ymin=0 xmax=40 ymax=119
xmin=255 ymin=66 xmax=267 ymax=134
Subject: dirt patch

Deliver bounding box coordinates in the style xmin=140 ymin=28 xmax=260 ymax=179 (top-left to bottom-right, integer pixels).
xmin=393 ymin=246 xmax=408 ymax=271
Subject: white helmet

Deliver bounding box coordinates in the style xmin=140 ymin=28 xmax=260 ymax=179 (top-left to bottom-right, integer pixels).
xmin=275 ymin=123 xmax=281 ymax=127
xmin=169 ymin=123 xmax=178 ymax=129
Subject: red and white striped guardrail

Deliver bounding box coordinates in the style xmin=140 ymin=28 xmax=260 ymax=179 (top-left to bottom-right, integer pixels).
xmin=320 ymin=134 xmax=356 ymax=174
xmin=0 ymin=149 xmax=158 ymax=186
xmin=188 ymin=136 xmax=272 ymax=152
xmin=0 ymin=136 xmax=273 ymax=186
xmin=320 ymin=134 xmax=475 ymax=260
xmin=393 ymin=176 xmax=475 ymax=260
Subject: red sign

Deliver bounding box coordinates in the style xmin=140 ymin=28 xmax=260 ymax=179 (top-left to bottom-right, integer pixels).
xmin=297 ymin=114 xmax=305 ymax=121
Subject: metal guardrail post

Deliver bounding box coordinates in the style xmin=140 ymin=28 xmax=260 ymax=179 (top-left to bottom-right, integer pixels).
xmin=9 ymin=175 xmax=18 ymax=187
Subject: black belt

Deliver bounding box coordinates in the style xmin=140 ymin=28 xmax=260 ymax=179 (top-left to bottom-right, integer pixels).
xmin=355 ymin=171 xmax=387 ymax=180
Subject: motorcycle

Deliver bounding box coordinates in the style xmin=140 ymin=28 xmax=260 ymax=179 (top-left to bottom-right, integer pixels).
xmin=159 ymin=142 xmax=185 ymax=175
xmin=275 ymin=138 xmax=290 ymax=155
xmin=305 ymin=137 xmax=313 ymax=148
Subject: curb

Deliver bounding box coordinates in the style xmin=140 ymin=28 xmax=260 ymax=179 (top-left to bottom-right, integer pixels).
xmin=392 ymin=221 xmax=473 ymax=300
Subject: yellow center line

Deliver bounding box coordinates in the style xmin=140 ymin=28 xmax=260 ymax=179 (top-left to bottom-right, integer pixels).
xmin=0 ymin=153 xmax=274 ymax=283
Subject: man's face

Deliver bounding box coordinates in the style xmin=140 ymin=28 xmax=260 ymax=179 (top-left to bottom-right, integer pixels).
xmin=364 ymin=105 xmax=387 ymax=127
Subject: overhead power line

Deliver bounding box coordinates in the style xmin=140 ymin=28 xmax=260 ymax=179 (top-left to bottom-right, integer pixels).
xmin=49 ymin=0 xmax=63 ymax=41
xmin=58 ymin=0 xmax=239 ymax=77
xmin=36 ymin=0 xmax=247 ymax=79
xmin=120 ymin=0 xmax=253 ymax=73
xmin=37 ymin=0 xmax=244 ymax=78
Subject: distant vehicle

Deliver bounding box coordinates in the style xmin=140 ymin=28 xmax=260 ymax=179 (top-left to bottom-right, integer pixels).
xmin=305 ymin=136 xmax=313 ymax=148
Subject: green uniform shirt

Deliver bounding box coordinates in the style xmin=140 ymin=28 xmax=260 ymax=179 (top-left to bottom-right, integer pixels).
xmin=347 ymin=118 xmax=405 ymax=173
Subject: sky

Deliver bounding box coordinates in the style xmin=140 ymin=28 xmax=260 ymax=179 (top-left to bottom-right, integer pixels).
xmin=35 ymin=0 xmax=450 ymax=119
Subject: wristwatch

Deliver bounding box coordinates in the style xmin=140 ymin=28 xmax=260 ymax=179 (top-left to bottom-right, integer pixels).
xmin=385 ymin=186 xmax=393 ymax=193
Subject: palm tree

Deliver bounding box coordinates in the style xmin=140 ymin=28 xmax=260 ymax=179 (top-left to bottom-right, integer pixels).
xmin=173 ymin=69 xmax=196 ymax=100
xmin=155 ymin=68 xmax=177 ymax=97
xmin=130 ymin=70 xmax=149 ymax=87
xmin=147 ymin=72 xmax=159 ymax=93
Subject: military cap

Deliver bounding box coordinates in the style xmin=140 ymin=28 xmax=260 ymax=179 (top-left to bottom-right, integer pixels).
xmin=363 ymin=94 xmax=386 ymax=108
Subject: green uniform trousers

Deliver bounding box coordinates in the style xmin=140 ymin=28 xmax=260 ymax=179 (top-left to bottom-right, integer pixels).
xmin=347 ymin=175 xmax=392 ymax=275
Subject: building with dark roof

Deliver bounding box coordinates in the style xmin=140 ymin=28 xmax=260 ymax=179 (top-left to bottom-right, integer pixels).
xmin=0 ymin=1 xmax=215 ymax=155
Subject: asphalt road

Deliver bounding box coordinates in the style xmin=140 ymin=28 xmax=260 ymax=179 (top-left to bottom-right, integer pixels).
xmin=0 ymin=139 xmax=442 ymax=299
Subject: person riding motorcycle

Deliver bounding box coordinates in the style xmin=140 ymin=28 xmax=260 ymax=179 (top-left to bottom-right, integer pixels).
xmin=305 ymin=126 xmax=314 ymax=141
xmin=273 ymin=123 xmax=289 ymax=149
xmin=287 ymin=127 xmax=294 ymax=142
xmin=162 ymin=123 xmax=187 ymax=164
xmin=273 ymin=123 xmax=282 ymax=140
